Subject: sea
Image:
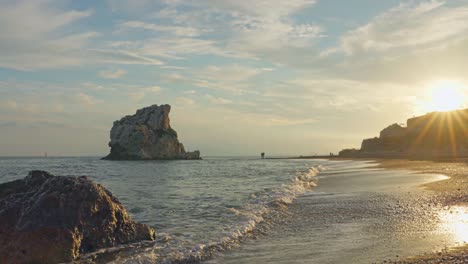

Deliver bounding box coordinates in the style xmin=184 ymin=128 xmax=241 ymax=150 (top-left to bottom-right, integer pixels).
xmin=0 ymin=156 xmax=465 ymax=264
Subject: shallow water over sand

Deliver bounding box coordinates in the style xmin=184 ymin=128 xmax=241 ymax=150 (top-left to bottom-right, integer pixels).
xmin=209 ymin=160 xmax=460 ymax=264
xmin=0 ymin=157 xmax=464 ymax=263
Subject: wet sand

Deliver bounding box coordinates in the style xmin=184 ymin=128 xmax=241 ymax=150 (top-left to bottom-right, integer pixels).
xmin=373 ymin=159 xmax=468 ymax=263
xmin=207 ymin=160 xmax=463 ymax=264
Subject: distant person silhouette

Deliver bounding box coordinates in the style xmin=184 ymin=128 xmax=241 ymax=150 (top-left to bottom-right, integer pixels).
xmin=261 ymin=152 xmax=265 ymax=159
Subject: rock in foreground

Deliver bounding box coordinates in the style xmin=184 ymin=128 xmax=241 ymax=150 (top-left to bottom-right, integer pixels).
xmin=103 ymin=104 xmax=201 ymax=160
xmin=0 ymin=171 xmax=155 ymax=263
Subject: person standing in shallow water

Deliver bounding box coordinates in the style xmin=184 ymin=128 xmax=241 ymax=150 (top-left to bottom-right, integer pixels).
xmin=261 ymin=152 xmax=265 ymax=159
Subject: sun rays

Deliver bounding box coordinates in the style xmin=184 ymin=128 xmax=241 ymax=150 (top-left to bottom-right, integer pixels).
xmin=416 ymin=80 xmax=466 ymax=114
xmin=408 ymin=108 xmax=468 ymax=157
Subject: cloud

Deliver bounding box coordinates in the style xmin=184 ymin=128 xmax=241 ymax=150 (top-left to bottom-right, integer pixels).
xmin=53 ymin=104 xmax=65 ymax=113
xmin=205 ymin=95 xmax=233 ymax=105
xmin=105 ymin=35 xmax=245 ymax=65
xmin=200 ymin=0 xmax=322 ymax=56
xmin=163 ymin=71 xmax=255 ymax=94
xmin=197 ymin=65 xmax=261 ymax=82
xmin=265 ymin=117 xmax=317 ymax=126
xmin=145 ymin=86 xmax=162 ymax=93
xmin=183 ymin=90 xmax=196 ymax=94
xmin=111 ymin=0 xmax=322 ymax=65
xmin=89 ymin=49 xmax=165 ymax=66
xmin=0 ymin=1 xmax=169 ymax=70
xmin=341 ymin=1 xmax=468 ymax=55
xmin=107 ymin=0 xmax=154 ymax=12
xmin=162 ymin=65 xmax=186 ymax=70
xmin=2 ymin=100 xmax=18 ymax=111
xmin=0 ymin=0 xmax=97 ymax=70
xmin=175 ymin=97 xmax=195 ymax=106
xmin=228 ymin=18 xmax=323 ymax=55
xmin=75 ymin=93 xmax=98 ymax=106
xmin=117 ymin=20 xmax=203 ymax=37
xmin=99 ymin=69 xmax=127 ymax=79
xmin=200 ymin=0 xmax=316 ymax=18
xmin=190 ymin=105 xmax=318 ymax=128
xmin=261 ymin=77 xmax=414 ymax=114
xmin=128 ymin=86 xmax=162 ymax=102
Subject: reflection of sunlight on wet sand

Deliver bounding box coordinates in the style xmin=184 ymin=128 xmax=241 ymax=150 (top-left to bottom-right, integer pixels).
xmin=439 ymin=206 xmax=468 ymax=245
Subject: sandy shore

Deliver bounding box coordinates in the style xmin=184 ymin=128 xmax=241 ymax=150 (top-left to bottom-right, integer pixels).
xmin=375 ymin=159 xmax=468 ymax=204
xmin=374 ymin=159 xmax=468 ymax=263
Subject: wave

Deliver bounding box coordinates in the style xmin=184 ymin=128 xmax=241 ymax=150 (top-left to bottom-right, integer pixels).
xmin=78 ymin=165 xmax=325 ymax=264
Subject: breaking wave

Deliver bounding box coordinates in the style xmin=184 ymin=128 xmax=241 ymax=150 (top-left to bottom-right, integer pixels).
xmin=79 ymin=165 xmax=325 ymax=264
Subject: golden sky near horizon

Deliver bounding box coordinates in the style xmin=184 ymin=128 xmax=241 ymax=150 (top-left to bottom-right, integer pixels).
xmin=1 ymin=0 xmax=468 ymax=156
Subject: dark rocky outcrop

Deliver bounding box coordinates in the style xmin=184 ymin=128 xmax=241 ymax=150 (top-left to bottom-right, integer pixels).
xmin=103 ymin=104 xmax=201 ymax=160
xmin=340 ymin=108 xmax=468 ymax=158
xmin=0 ymin=171 xmax=155 ymax=263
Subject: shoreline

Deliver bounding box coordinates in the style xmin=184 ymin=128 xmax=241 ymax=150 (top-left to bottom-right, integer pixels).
xmin=272 ymin=155 xmax=468 ymax=262
xmin=372 ymin=159 xmax=468 ymax=196
xmin=374 ymin=159 xmax=468 ymax=263
xmin=273 ymin=156 xmax=467 ymax=199
xmin=306 ymin=157 xmax=468 ymax=263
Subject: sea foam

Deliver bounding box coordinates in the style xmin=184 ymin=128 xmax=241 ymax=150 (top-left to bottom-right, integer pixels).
xmin=87 ymin=164 xmax=326 ymax=263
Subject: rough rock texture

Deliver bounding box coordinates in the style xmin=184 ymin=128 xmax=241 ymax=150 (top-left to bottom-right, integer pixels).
xmin=103 ymin=104 xmax=201 ymax=160
xmin=0 ymin=171 xmax=155 ymax=263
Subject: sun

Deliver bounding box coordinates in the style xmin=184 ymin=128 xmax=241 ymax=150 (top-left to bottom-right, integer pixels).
xmin=417 ymin=80 xmax=466 ymax=114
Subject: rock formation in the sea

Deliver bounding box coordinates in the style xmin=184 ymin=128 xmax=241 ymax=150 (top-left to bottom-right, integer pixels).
xmin=0 ymin=171 xmax=155 ymax=263
xmin=103 ymin=104 xmax=201 ymax=160
xmin=339 ymin=108 xmax=468 ymax=158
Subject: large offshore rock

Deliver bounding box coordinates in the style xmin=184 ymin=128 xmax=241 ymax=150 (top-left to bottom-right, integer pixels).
xmin=103 ymin=104 xmax=201 ymax=160
xmin=0 ymin=171 xmax=155 ymax=263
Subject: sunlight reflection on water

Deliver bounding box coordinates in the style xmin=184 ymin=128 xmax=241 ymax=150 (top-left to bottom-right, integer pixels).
xmin=439 ymin=206 xmax=468 ymax=245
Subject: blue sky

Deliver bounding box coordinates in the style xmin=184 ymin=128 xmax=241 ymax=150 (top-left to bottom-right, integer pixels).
xmin=1 ymin=0 xmax=468 ymax=156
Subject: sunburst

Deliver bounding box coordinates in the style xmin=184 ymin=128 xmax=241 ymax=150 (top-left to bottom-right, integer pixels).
xmin=416 ymin=80 xmax=466 ymax=114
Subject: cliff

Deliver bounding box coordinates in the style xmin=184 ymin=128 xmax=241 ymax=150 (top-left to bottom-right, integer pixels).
xmin=103 ymin=104 xmax=201 ymax=160
xmin=340 ymin=108 xmax=468 ymax=158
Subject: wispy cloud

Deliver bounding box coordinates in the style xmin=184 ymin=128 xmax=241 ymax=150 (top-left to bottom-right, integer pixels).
xmin=4 ymin=0 xmax=468 ymax=156
xmin=75 ymin=92 xmax=98 ymax=106
xmin=99 ymin=69 xmax=127 ymax=79
xmin=1 ymin=100 xmax=18 ymax=111
xmin=109 ymin=0 xmax=322 ymax=65
xmin=0 ymin=1 xmax=96 ymax=70
xmin=89 ymin=49 xmax=165 ymax=66
xmin=341 ymin=1 xmax=468 ymax=55
xmin=205 ymin=95 xmax=233 ymax=105
xmin=175 ymin=97 xmax=196 ymax=106
xmin=117 ymin=20 xmax=203 ymax=37
xmin=163 ymin=69 xmax=258 ymax=94
xmin=128 ymin=86 xmax=162 ymax=102
xmin=197 ymin=65 xmax=261 ymax=82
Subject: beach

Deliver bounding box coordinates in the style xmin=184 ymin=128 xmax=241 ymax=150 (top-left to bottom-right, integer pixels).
xmin=206 ymin=158 xmax=461 ymax=263
xmin=0 ymin=156 xmax=467 ymax=263
xmin=374 ymin=159 xmax=468 ymax=263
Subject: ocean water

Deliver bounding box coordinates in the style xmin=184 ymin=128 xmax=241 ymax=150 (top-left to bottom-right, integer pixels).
xmin=0 ymin=157 xmax=463 ymax=263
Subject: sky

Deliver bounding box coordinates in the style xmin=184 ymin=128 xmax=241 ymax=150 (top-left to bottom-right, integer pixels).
xmin=1 ymin=0 xmax=468 ymax=156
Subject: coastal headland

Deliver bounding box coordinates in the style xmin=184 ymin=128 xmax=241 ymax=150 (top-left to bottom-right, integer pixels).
xmin=279 ymin=108 xmax=468 ymax=262
xmin=338 ymin=108 xmax=468 ymax=160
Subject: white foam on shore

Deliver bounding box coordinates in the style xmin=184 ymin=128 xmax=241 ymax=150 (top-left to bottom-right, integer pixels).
xmin=109 ymin=165 xmax=326 ymax=263
xmin=77 ymin=165 xmax=325 ymax=263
